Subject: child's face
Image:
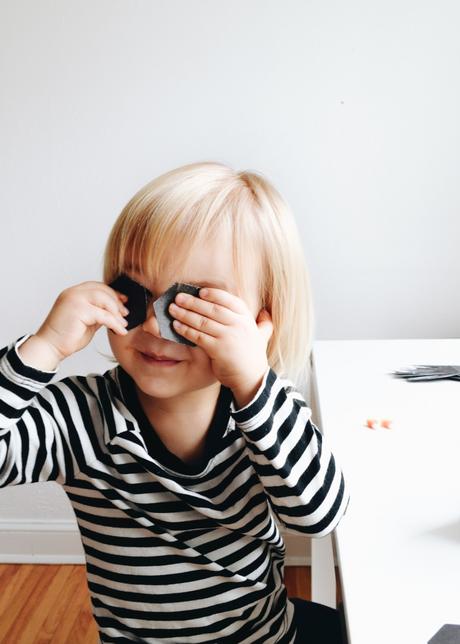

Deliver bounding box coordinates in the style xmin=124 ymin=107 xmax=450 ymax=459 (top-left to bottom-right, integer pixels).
xmin=107 ymin=232 xmax=262 ymax=404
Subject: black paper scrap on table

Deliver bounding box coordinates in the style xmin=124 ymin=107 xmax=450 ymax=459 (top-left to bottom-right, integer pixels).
xmin=108 ymin=274 xmax=201 ymax=346
xmin=391 ymin=365 xmax=460 ymax=382
xmin=428 ymin=624 xmax=460 ymax=644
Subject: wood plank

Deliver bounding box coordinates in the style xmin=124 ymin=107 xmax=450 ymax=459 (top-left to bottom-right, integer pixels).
xmin=35 ymin=565 xmax=95 ymax=644
xmin=48 ymin=566 xmax=95 ymax=644
xmin=0 ymin=564 xmax=49 ymax=639
xmin=284 ymin=565 xmax=312 ymax=599
xmin=19 ymin=564 xmax=73 ymax=643
xmin=2 ymin=564 xmax=59 ymax=642
xmin=65 ymin=591 xmax=99 ymax=644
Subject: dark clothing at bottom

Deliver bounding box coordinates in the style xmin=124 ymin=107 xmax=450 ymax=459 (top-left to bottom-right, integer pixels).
xmin=290 ymin=597 xmax=348 ymax=644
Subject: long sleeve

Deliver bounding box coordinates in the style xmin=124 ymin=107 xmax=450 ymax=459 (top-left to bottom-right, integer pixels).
xmin=230 ymin=366 xmax=349 ymax=538
xmin=0 ymin=334 xmax=80 ymax=487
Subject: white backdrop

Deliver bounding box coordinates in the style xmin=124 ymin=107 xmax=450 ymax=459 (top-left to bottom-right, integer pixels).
xmin=1 ymin=0 xmax=459 ymax=556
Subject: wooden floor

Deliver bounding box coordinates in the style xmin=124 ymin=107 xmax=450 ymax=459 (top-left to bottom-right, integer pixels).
xmin=0 ymin=564 xmax=342 ymax=643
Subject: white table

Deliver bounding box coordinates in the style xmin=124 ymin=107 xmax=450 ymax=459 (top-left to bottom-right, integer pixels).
xmin=311 ymin=339 xmax=460 ymax=644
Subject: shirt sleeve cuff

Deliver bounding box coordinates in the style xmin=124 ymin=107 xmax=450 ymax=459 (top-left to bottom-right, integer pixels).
xmin=4 ymin=334 xmax=59 ymax=385
xmin=229 ymin=366 xmax=275 ymax=422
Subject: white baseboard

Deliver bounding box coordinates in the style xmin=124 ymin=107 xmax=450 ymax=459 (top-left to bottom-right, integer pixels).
xmin=0 ymin=519 xmax=85 ymax=564
xmin=285 ymin=555 xmax=312 ymax=566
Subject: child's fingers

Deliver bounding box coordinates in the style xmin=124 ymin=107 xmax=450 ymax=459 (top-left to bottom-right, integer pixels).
xmin=91 ymin=287 xmax=130 ymax=319
xmin=198 ymin=287 xmax=247 ymax=314
xmin=81 ymin=288 xmax=129 ymax=333
xmin=82 ymin=282 xmax=129 ymax=316
xmin=89 ymin=304 xmax=128 ymax=335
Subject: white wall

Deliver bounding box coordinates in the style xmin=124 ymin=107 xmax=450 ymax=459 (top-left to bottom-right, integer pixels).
xmin=1 ymin=0 xmax=459 ymax=561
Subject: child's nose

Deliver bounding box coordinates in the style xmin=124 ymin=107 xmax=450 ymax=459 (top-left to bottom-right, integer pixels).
xmin=141 ymin=304 xmax=162 ymax=337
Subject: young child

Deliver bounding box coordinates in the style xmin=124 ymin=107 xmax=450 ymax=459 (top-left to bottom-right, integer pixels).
xmin=0 ymin=161 xmax=349 ymax=643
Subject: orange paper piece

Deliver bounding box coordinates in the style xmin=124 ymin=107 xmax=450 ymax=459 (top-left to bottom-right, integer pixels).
xmin=364 ymin=418 xmax=393 ymax=430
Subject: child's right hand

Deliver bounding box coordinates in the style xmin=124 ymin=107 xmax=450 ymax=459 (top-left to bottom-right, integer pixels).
xmin=34 ymin=281 xmax=130 ymax=361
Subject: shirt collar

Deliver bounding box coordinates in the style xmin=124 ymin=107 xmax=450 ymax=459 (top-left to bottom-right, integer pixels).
xmin=108 ymin=364 xmax=235 ymax=474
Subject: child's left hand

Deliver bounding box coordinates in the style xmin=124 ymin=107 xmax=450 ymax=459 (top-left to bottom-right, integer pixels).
xmin=168 ymin=288 xmax=273 ymax=405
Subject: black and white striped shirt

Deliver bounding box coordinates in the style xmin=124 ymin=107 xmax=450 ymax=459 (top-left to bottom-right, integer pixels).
xmin=0 ymin=333 xmax=349 ymax=643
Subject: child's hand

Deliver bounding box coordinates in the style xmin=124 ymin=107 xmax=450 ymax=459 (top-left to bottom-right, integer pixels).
xmin=34 ymin=281 xmax=130 ymax=361
xmin=168 ymin=288 xmax=273 ymax=403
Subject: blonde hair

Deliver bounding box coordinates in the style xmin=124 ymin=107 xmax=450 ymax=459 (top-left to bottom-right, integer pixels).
xmin=100 ymin=161 xmax=315 ymax=391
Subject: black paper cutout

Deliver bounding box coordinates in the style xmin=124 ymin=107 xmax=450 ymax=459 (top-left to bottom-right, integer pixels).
xmin=109 ymin=273 xmax=201 ymax=346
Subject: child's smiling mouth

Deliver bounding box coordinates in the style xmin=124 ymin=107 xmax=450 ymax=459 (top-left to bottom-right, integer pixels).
xmin=139 ymin=351 xmax=182 ymax=366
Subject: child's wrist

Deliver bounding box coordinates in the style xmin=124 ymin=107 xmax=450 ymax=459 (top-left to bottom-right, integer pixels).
xmin=18 ymin=333 xmax=63 ymax=371
xmin=232 ymin=372 xmax=266 ymax=409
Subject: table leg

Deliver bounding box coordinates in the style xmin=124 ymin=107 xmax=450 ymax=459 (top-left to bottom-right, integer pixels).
xmin=311 ymin=533 xmax=336 ymax=608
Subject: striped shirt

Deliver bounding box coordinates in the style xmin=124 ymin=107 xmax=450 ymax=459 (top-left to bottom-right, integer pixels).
xmin=0 ymin=333 xmax=349 ymax=643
